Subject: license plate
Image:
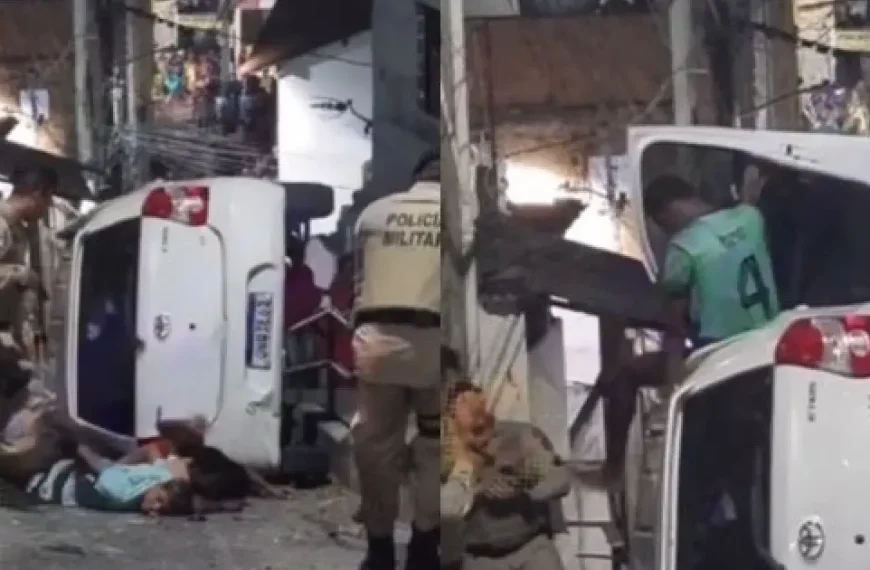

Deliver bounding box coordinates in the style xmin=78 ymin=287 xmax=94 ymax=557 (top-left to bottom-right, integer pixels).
xmin=246 ymin=292 xmax=274 ymax=370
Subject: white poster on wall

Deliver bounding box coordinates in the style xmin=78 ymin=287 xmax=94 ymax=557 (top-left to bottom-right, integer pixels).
xmin=19 ymin=89 xmax=49 ymax=123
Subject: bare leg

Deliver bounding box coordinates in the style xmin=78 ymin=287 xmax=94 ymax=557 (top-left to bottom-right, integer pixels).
xmin=245 ymin=466 xmax=287 ymax=499
xmin=600 ymin=352 xmax=669 ymax=485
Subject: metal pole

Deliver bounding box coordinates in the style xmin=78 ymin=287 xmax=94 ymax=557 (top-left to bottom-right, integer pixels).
xmin=74 ymin=0 xmax=93 ymax=164
xmin=765 ymin=0 xmax=801 ymax=129
xmin=442 ymin=0 xmax=479 ymax=377
xmin=219 ymin=0 xmax=235 ymax=82
xmin=670 ymin=0 xmax=694 ymax=125
xmin=125 ymin=0 xmax=139 ymax=187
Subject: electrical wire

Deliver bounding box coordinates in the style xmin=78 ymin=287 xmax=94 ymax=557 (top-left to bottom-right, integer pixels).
xmin=115 ymin=1 xmax=374 ymax=68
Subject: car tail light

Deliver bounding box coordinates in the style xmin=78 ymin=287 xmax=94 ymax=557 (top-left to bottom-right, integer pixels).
xmin=142 ymin=186 xmax=209 ymax=226
xmin=775 ymin=315 xmax=870 ymax=378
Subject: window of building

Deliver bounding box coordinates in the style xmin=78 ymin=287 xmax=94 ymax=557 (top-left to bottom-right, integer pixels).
xmin=518 ymin=0 xmax=653 ymax=16
xmin=177 ymin=0 xmax=220 ymax=15
xmin=416 ymin=2 xmax=439 ymax=118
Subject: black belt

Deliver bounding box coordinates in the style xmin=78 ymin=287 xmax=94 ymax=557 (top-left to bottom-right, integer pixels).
xmin=355 ymin=309 xmax=440 ymax=328
xmin=465 ymin=533 xmax=547 ymax=559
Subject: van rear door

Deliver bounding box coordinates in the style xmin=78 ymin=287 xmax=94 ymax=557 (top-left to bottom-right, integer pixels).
xmin=134 ymin=184 xmax=226 ymax=438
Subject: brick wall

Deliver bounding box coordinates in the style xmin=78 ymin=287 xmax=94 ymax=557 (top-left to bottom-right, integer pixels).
xmin=466 ymin=14 xmax=672 ymax=176
xmin=0 ymin=0 xmax=76 ymax=157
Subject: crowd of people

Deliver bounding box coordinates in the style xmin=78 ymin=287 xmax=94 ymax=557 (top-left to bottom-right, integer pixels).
xmin=153 ymin=48 xmax=277 ymax=151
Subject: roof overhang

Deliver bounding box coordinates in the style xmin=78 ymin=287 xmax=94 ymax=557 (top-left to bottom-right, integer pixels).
xmin=477 ymin=213 xmax=670 ymax=330
xmin=0 ymin=139 xmax=99 ymax=202
xmin=240 ymin=0 xmax=372 ymax=74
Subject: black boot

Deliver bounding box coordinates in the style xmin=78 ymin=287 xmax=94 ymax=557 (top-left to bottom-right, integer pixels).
xmin=360 ymin=535 xmax=396 ymax=570
xmin=405 ymin=526 xmax=440 ymax=570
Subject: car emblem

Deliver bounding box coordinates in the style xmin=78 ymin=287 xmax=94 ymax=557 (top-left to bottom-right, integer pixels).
xmin=154 ymin=314 xmax=171 ymax=341
xmin=797 ymin=518 xmax=825 ymax=561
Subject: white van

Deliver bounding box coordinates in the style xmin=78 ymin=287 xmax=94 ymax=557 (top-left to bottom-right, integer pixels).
xmin=61 ymin=178 xmax=333 ymax=470
xmin=613 ymin=126 xmax=870 ymax=570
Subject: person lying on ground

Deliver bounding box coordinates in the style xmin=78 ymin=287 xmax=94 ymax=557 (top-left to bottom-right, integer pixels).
xmin=441 ymin=381 xmax=570 ymax=570
xmin=0 ymin=407 xmax=272 ymax=511
xmin=25 ymin=444 xmax=194 ymax=515
xmin=139 ymin=414 xmax=287 ymax=499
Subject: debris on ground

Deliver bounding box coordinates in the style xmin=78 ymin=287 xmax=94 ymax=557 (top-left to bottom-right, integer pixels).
xmin=0 ymin=485 xmax=370 ymax=570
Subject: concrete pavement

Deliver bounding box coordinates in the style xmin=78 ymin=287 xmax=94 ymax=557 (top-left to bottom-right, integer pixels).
xmin=0 ymin=485 xmax=373 ymax=570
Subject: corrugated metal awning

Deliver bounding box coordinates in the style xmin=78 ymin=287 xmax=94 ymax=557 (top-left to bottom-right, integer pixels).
xmin=240 ymin=0 xmax=372 ymax=75
xmin=477 ymin=213 xmax=670 ymax=329
xmin=0 ymin=140 xmax=98 ymax=201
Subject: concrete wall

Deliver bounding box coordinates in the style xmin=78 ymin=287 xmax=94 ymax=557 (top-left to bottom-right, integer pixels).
xmin=276 ymin=32 xmax=373 ymax=235
xmin=369 ymin=0 xmax=438 ymax=196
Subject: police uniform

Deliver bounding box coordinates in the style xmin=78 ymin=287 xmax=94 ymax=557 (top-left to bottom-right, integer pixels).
xmin=0 ymin=200 xmax=57 ymax=485
xmin=442 ymin=421 xmax=570 ymax=570
xmin=0 ymin=202 xmax=34 ymax=347
xmin=351 ymin=179 xmax=441 ymax=570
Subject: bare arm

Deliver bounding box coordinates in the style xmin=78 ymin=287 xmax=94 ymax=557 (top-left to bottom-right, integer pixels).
xmin=245 ymin=466 xmax=286 ymax=499
xmin=441 ymin=459 xmax=476 ymax=520
xmin=77 ymin=444 xmax=113 ymax=473
xmin=741 ymin=164 xmax=766 ymax=206
xmin=115 ymin=446 xmax=155 ymax=465
xmin=0 ymin=221 xmax=29 ymax=292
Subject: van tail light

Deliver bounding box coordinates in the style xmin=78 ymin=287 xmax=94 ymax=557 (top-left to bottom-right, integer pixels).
xmin=142 ymin=186 xmax=209 ymax=226
xmin=775 ymin=315 xmax=870 ymax=378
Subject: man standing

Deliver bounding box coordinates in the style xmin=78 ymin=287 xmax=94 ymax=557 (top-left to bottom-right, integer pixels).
xmin=351 ymin=153 xmax=441 ymax=570
xmin=593 ymin=173 xmax=779 ymax=485
xmin=0 ymin=167 xmax=54 ymax=353
xmin=0 ymin=166 xmax=58 ymax=474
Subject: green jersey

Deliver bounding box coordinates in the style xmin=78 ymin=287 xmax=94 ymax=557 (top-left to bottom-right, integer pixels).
xmin=660 ymin=204 xmax=779 ymax=342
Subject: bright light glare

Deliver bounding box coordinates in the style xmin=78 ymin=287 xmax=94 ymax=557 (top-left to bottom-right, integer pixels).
xmin=79 ymin=200 xmax=97 ymax=215
xmin=564 ymin=196 xmax=619 ymax=252
xmin=503 ymin=162 xmax=566 ymax=204
xmin=5 ymin=121 xmax=36 ymax=148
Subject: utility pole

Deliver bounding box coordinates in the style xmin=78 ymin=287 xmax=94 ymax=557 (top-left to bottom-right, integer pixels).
xmin=442 ymin=0 xmax=477 ymax=377
xmin=74 ymin=0 xmax=93 ymax=166
xmin=670 ymin=0 xmax=695 ymax=125
xmin=126 ymin=0 xmax=141 ymax=188
xmin=218 ymin=0 xmax=235 ymax=82
xmin=764 ymin=0 xmax=802 ymax=129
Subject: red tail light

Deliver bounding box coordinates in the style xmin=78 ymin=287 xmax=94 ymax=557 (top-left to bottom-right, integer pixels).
xmin=142 ymin=186 xmax=209 ymax=226
xmin=775 ymin=315 xmax=870 ymax=378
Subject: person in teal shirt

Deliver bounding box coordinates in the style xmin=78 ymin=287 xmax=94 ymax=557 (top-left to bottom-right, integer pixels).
xmin=584 ymin=173 xmax=779 ymax=486
xmin=25 ymin=444 xmax=192 ymax=515
xmin=651 ymin=174 xmax=780 ymax=347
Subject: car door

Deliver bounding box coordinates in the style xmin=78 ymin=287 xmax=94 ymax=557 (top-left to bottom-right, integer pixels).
xmin=625 ymin=125 xmax=870 ymax=570
xmin=625 ymin=125 xmax=870 ymax=278
xmin=135 ymin=183 xmax=227 ymax=438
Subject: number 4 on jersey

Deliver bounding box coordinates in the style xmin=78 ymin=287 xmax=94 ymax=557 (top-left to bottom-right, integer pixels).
xmin=737 ymin=254 xmax=772 ymax=319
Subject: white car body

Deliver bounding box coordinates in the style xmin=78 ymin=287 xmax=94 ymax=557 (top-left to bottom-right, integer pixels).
xmin=64 ymin=177 xmax=315 ymax=469
xmin=624 ymin=126 xmax=870 ymax=570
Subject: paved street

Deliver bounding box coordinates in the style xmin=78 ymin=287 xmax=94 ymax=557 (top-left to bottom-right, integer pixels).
xmin=0 ymin=485 xmax=371 ymax=570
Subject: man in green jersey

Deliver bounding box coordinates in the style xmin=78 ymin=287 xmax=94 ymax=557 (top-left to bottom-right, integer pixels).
xmin=652 ymin=174 xmax=779 ymax=345
xmin=592 ymin=174 xmax=779 ymax=485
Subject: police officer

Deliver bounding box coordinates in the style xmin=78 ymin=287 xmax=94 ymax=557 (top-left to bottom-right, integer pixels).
xmin=352 ymin=152 xmax=441 ymax=570
xmin=0 ymin=167 xmax=55 ymax=353
xmin=0 ymin=166 xmax=58 ymax=474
